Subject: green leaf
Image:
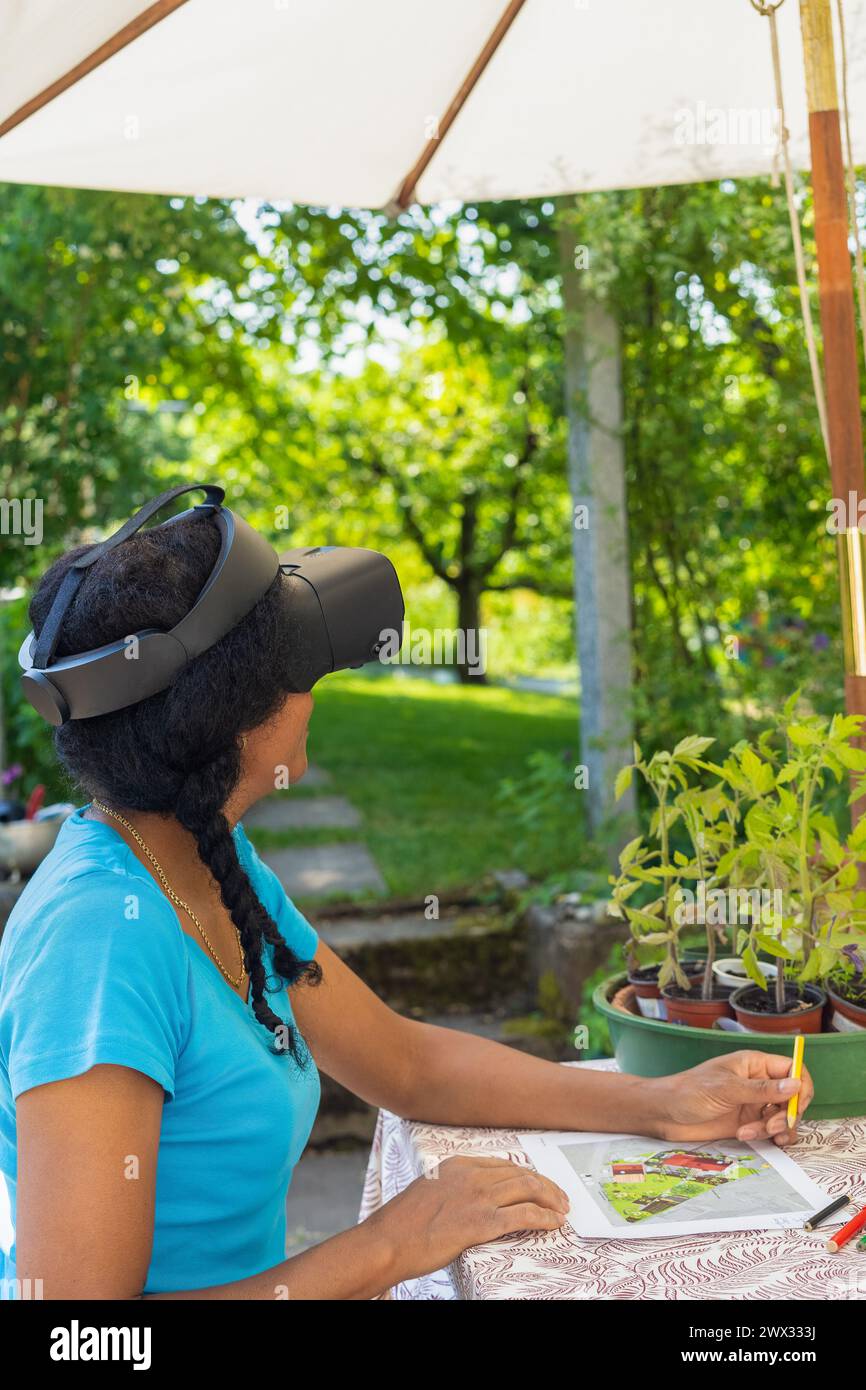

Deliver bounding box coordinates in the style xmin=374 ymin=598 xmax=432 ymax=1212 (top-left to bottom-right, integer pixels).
xmin=824 ymin=752 xmax=845 ymax=782
xmin=628 ymin=908 xmax=667 ymax=932
xmin=831 ymin=714 xmax=865 ymax=741
xmin=741 ymin=945 xmax=768 ymax=989
xmin=740 ymin=747 xmax=775 ymax=795
xmin=777 ymin=787 xmax=799 ymax=820
xmin=834 ymin=744 xmax=866 ymax=772
xmin=743 ymin=802 xmax=776 ymax=849
xmin=827 ymin=890 xmax=857 ymax=914
xmin=650 ymin=806 xmax=681 ymax=839
xmin=847 ymin=777 xmax=866 ymax=806
xmin=775 ymin=761 xmax=799 ymax=784
xmin=672 ymin=960 xmax=692 ymax=991
xmin=788 ymin=723 xmax=821 ymax=747
xmin=618 ymin=835 xmax=643 ymax=869
xmin=614 ymin=764 xmax=633 ymax=802
xmin=837 ymin=861 xmax=861 ymax=889
xmin=673 ymin=735 xmax=715 ymax=758
xmin=818 ymin=828 xmax=845 ymax=868
xmin=657 ymin=955 xmax=677 ymax=991
xmin=719 ymin=762 xmax=750 ymax=793
xmin=613 ymin=878 xmax=642 ymax=903
xmin=754 ymin=933 xmax=795 ymax=960
xmin=694 ymin=759 xmax=731 ymax=780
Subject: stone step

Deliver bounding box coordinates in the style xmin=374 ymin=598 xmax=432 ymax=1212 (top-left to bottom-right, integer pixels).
xmin=244 ymin=794 xmax=360 ymax=831
xmin=312 ymin=903 xmax=531 ymax=1014
xmin=285 ymin=1147 xmax=371 ymax=1255
xmin=260 ymin=842 xmax=387 ymax=899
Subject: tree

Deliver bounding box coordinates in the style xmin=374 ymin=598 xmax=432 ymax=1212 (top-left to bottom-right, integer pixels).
xmin=0 ymin=183 xmax=290 ymax=585
xmin=252 ymin=336 xmax=571 ymax=681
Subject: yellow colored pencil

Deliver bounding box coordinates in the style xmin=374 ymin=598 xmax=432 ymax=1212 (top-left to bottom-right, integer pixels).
xmin=787 ymin=1034 xmax=805 ymax=1129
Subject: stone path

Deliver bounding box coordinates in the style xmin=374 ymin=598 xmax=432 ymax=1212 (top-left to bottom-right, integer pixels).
xmin=245 ymin=765 xmax=386 ymax=900
xmin=285 ymin=1147 xmax=370 ymax=1255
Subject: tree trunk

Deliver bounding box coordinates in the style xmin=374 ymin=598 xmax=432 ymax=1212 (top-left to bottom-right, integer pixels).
xmin=558 ymin=216 xmax=637 ymax=857
xmin=455 ymin=579 xmax=486 ymax=684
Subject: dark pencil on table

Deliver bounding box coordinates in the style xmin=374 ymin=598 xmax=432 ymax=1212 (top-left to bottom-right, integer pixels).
xmin=804 ymin=1195 xmax=850 ymax=1230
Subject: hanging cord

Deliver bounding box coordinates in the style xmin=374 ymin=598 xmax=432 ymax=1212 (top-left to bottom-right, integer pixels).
xmin=751 ymin=0 xmax=831 ymax=466
xmin=835 ymin=0 xmax=866 ymax=369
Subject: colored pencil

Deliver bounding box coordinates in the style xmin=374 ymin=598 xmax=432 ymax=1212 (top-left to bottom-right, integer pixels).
xmin=804 ymin=1195 xmax=850 ymax=1230
xmin=826 ymin=1205 xmax=866 ymax=1253
xmin=787 ymin=1034 xmax=805 ymax=1129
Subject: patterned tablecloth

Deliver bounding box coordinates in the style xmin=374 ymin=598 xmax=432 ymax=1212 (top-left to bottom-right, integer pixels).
xmin=358 ymin=1060 xmax=866 ymax=1300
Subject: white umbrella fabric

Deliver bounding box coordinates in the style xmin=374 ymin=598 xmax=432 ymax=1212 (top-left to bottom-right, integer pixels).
xmin=2 ymin=0 xmax=866 ymax=206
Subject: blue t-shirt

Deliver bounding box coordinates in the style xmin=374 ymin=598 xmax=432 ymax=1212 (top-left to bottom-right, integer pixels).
xmin=0 ymin=805 xmax=320 ymax=1295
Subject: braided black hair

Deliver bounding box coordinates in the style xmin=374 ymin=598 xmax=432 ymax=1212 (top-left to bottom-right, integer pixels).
xmin=28 ymin=507 xmax=322 ymax=1061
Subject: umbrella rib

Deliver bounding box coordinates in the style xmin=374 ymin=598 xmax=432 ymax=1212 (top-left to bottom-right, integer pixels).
xmin=0 ymin=0 xmax=192 ymax=140
xmin=392 ymin=0 xmax=529 ymax=210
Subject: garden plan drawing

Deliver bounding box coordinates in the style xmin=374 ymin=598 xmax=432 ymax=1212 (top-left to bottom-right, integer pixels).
xmin=594 ymin=1145 xmax=770 ymax=1225
xmin=519 ymin=1132 xmax=827 ymax=1240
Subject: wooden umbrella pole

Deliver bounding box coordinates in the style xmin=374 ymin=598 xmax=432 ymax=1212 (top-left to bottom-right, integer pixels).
xmin=799 ymin=0 xmax=866 ymax=788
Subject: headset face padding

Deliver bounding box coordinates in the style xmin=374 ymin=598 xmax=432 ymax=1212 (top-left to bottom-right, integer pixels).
xmin=19 ymin=484 xmax=405 ymax=725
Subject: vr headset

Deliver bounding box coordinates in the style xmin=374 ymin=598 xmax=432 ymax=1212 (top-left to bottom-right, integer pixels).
xmin=19 ymin=482 xmax=404 ymax=726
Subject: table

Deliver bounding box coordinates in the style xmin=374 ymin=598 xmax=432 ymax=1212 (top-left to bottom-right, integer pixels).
xmin=358 ymin=1060 xmax=866 ymax=1300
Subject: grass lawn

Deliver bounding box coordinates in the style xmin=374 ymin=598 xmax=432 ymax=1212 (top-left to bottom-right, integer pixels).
xmin=254 ymin=672 xmax=583 ymax=898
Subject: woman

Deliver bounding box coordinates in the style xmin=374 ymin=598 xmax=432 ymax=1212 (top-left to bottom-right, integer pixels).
xmin=0 ymin=503 xmax=811 ymax=1300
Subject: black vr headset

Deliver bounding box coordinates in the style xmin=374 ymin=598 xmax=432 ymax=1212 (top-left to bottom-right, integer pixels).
xmin=19 ymin=482 xmax=404 ymax=726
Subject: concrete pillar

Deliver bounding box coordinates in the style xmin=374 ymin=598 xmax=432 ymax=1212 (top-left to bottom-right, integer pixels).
xmin=559 ymin=231 xmax=637 ymax=847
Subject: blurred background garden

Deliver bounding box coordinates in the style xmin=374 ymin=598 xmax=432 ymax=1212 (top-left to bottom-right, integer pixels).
xmin=0 ymin=179 xmax=844 ymax=871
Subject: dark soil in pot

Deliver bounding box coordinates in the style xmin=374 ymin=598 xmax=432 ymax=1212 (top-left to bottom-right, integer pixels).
xmin=660 ymin=984 xmax=733 ymax=1029
xmin=627 ymin=961 xmax=705 ymax=1021
xmin=730 ymin=983 xmax=826 ymax=1034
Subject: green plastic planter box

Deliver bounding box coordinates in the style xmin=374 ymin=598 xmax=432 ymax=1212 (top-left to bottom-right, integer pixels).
xmin=594 ymin=974 xmax=866 ymax=1122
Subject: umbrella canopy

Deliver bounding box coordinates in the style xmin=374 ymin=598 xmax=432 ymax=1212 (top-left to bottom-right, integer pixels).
xmin=2 ymin=0 xmax=866 ymax=206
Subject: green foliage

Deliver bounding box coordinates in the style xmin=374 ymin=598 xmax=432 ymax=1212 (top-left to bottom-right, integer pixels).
xmin=610 ymin=736 xmax=725 ymax=996
xmin=263 ymin=182 xmax=843 ymax=740
xmin=610 ymin=701 xmax=866 ymax=1011
xmin=0 ymin=186 xmax=290 ymax=582
xmin=497 ymin=748 xmax=587 ymax=880
xmin=298 ymin=674 xmax=581 ymax=895
xmin=0 ymin=172 xmax=853 ymax=804
xmin=576 ymin=946 xmax=625 ymax=1058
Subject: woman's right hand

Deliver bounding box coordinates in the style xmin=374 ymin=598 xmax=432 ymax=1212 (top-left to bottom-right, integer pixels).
xmin=368 ymin=1154 xmax=571 ymax=1284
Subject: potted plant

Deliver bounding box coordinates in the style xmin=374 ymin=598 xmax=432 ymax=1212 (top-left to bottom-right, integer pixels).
xmin=715 ymin=708 xmax=866 ymax=1033
xmin=827 ymin=943 xmax=866 ymax=1032
xmin=595 ymin=704 xmax=866 ymax=1120
xmin=612 ymin=736 xmax=739 ymax=1029
xmin=713 ymin=957 xmax=776 ymax=992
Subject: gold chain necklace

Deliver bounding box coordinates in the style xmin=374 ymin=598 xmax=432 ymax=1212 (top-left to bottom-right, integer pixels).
xmin=91 ymin=800 xmax=247 ymax=990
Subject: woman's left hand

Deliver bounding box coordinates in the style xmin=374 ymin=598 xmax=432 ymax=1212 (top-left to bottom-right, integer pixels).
xmin=650 ymin=1050 xmax=814 ymax=1147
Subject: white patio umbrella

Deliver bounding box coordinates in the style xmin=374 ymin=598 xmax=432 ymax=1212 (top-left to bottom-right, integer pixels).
xmin=2 ymin=0 xmax=866 ymax=829
xmin=1 ymin=0 xmax=865 ymax=206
